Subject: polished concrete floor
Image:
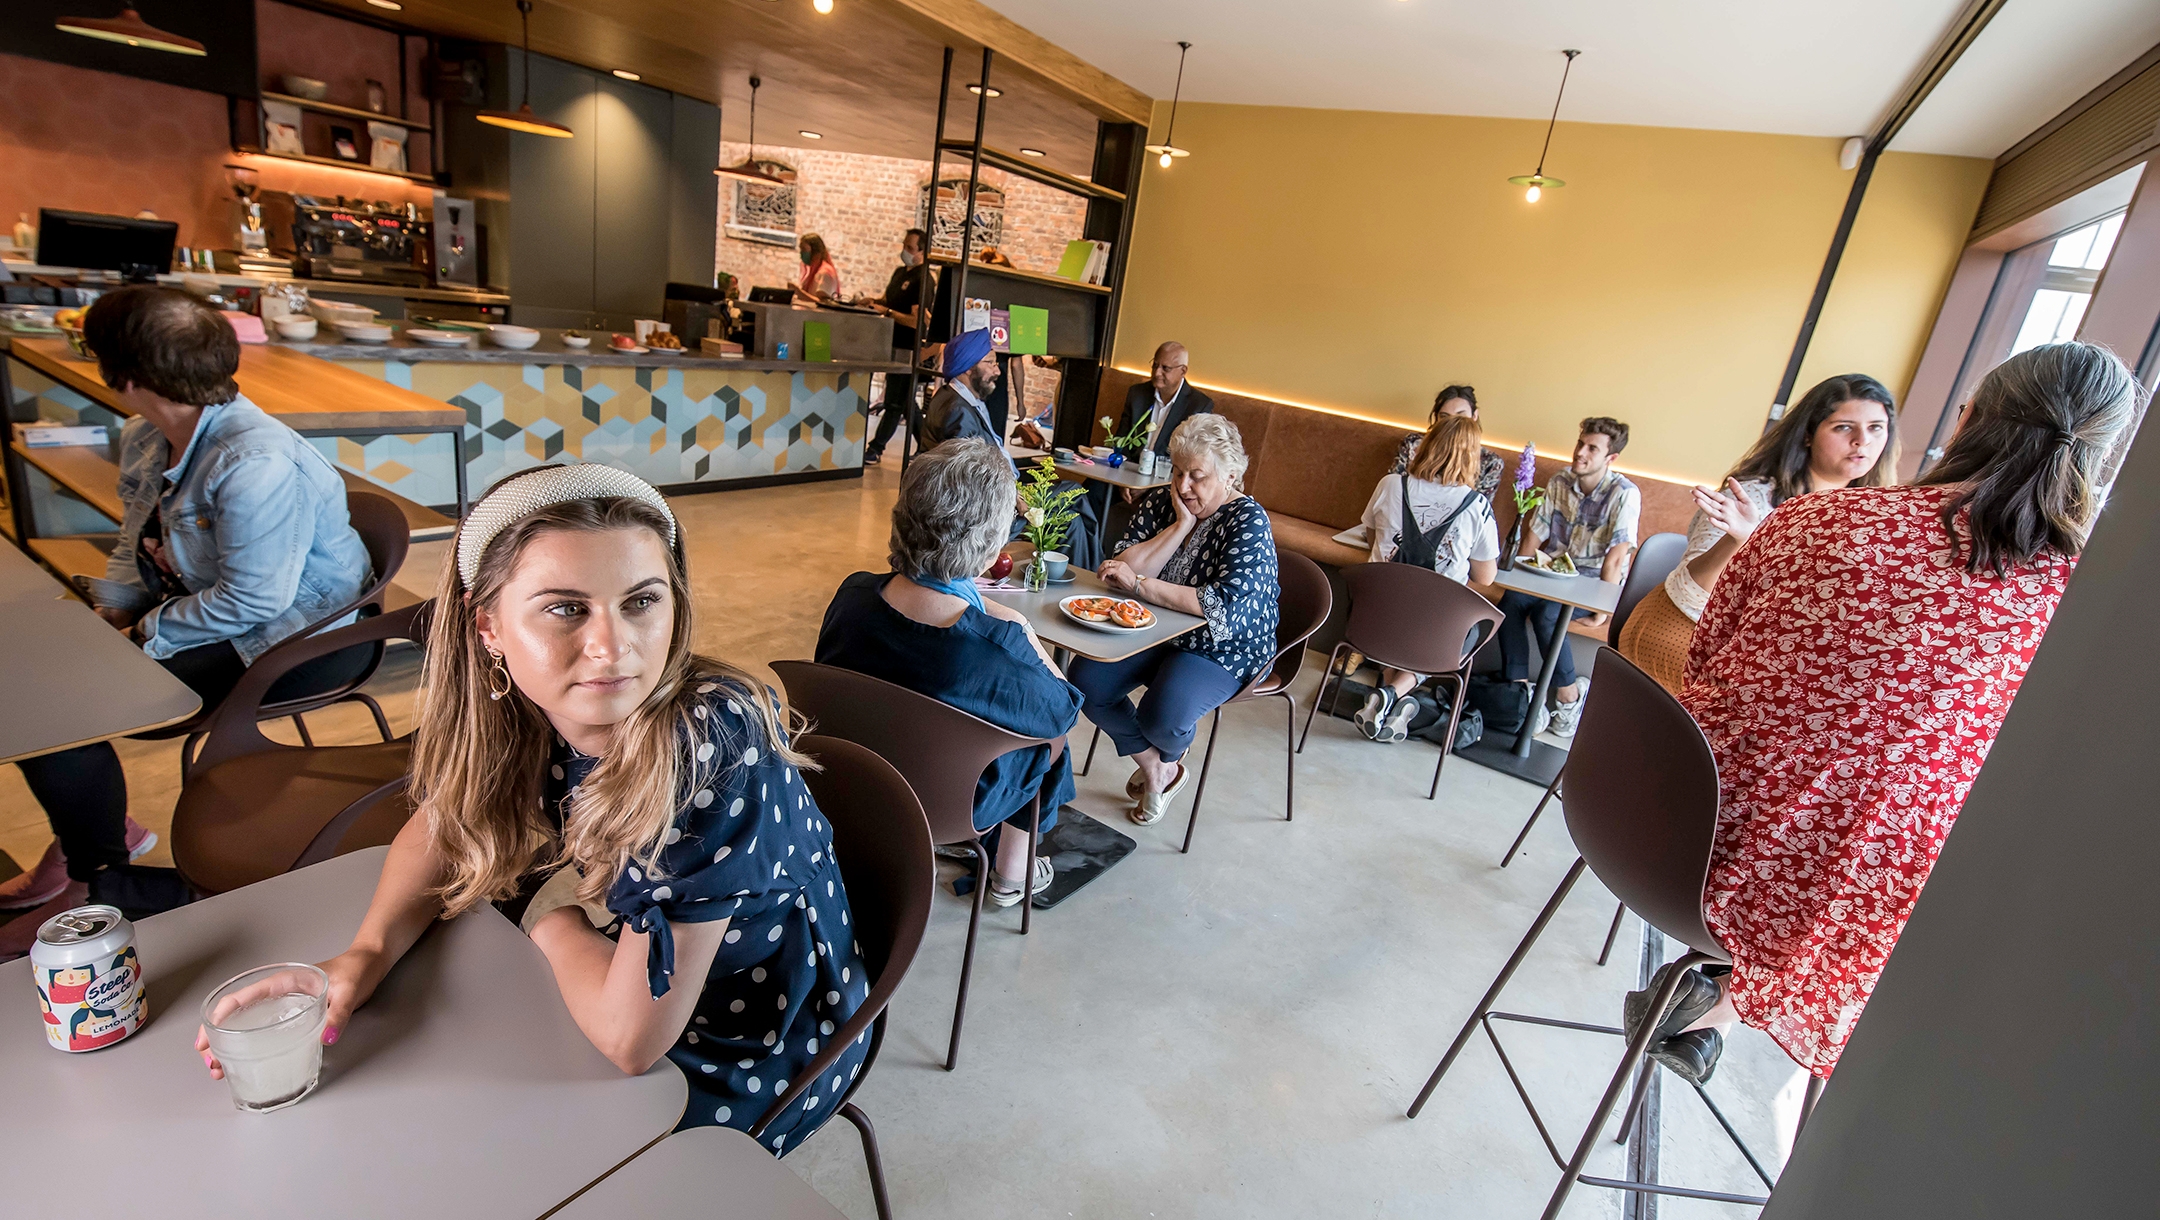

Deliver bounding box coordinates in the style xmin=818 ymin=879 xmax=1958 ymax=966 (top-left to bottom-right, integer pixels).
xmin=0 ymin=464 xmax=1809 ymax=1218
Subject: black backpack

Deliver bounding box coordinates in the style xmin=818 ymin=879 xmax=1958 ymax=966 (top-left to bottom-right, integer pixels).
xmin=1389 ymin=476 xmax=1482 ymax=573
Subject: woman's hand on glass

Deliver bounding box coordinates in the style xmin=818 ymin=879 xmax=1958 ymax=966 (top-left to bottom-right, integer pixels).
xmin=1692 ymin=478 xmax=1764 ymax=544
xmin=195 ymin=948 xmax=379 ymax=1079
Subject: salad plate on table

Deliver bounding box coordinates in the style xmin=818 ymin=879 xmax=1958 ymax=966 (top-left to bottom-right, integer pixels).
xmin=1514 ymin=552 xmax=1579 ymax=579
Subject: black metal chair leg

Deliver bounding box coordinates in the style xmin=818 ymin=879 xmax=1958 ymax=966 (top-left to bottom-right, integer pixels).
xmin=945 ymin=841 xmax=988 ymax=1071
xmin=1180 ymin=708 xmax=1223 ymax=855
xmin=1409 ymin=857 xmax=1588 ymax=1117
xmin=1297 ymin=642 xmax=1352 ymax=754
xmin=1597 ymin=902 xmax=1627 ymax=966
xmin=1021 ymin=796 xmax=1040 ymax=935
xmin=291 ymin=713 xmax=314 ymax=747
xmin=1500 ymin=775 xmax=1565 ymax=868
xmin=1613 ymin=1057 xmax=1655 ymax=1145
xmin=1080 ymin=724 xmax=1101 ymax=776
xmin=1280 ymin=691 xmax=1296 ymax=821
xmin=838 ymin=1102 xmax=894 ymax=1220
xmin=1537 ymin=949 xmax=1716 ymax=1220
xmin=1429 ymin=672 xmax=1469 ymax=800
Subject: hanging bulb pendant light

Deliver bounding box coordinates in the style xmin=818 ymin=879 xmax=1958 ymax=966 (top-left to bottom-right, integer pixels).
xmin=54 ymin=5 xmax=206 ymax=56
xmin=716 ymin=76 xmax=787 ymax=185
xmin=477 ymin=0 xmax=574 ymax=137
xmin=1144 ymin=41 xmax=1193 ymax=169
xmin=1508 ymin=49 xmax=1580 ymax=202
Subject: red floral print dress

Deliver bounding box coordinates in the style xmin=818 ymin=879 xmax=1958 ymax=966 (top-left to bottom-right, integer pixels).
xmin=1681 ymin=486 xmax=2073 ymax=1075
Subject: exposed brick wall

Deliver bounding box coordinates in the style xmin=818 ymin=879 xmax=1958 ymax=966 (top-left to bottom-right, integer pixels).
xmin=715 ymin=141 xmax=1088 ymax=299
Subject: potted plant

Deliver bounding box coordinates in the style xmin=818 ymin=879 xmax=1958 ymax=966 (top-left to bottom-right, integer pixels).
xmin=1500 ymin=444 xmax=1544 ymax=572
xmin=1096 ymin=413 xmax=1151 ymax=467
xmin=1018 ymin=457 xmax=1084 ymax=589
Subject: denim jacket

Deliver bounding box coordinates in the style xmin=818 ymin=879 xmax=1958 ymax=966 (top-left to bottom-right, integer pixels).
xmin=108 ymin=395 xmax=372 ymax=664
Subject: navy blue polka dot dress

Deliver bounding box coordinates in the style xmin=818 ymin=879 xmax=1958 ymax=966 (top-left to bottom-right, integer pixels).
xmin=541 ymin=678 xmax=872 ymax=1154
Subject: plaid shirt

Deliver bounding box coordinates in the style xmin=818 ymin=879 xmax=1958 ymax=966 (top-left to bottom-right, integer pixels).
xmin=1529 ymin=469 xmax=1640 ymax=575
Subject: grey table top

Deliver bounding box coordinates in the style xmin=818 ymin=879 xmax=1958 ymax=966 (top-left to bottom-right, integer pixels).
xmin=1490 ymin=565 xmax=1623 ymax=615
xmin=0 ymin=538 xmax=69 ymax=604
xmin=984 ymin=566 xmax=1204 ymax=663
xmin=553 ymin=1126 xmax=847 ymax=1219
xmin=274 ymin=329 xmax=908 ymax=374
xmin=1010 ymin=445 xmax=1172 ymax=492
xmin=0 ymin=847 xmax=687 ymax=1219
xmin=0 ymin=595 xmax=201 ymax=764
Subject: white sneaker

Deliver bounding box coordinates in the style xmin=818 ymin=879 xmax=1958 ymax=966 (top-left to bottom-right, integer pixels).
xmin=1529 ymin=699 xmax=1553 ymax=739
xmin=1378 ymin=694 xmax=1417 ymax=743
xmin=1353 ymin=688 xmax=1395 ymax=741
xmin=1548 ymin=679 xmax=1590 ymax=738
xmin=989 ymin=855 xmax=1054 ymax=907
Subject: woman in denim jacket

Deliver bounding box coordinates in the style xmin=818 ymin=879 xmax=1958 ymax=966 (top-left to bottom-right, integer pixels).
xmin=1 ymin=288 xmax=372 ymax=950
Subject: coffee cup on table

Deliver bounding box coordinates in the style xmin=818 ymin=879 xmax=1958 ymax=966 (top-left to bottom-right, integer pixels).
xmin=1042 ymin=552 xmax=1069 ymax=582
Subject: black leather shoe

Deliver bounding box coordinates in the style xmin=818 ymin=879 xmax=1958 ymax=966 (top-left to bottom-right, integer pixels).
xmin=1624 ymin=963 xmax=1722 ymax=1045
xmin=1648 ymin=1028 xmax=1724 ymax=1086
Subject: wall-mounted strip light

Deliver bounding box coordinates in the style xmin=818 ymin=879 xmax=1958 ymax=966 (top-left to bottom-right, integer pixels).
xmin=1144 ymin=41 xmax=1192 ymax=169
xmin=476 ymin=0 xmax=574 ymax=137
xmin=53 ymin=5 xmax=206 ymax=55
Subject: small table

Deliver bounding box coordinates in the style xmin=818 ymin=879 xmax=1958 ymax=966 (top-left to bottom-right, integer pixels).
xmin=1010 ymin=444 xmax=1172 ymax=493
xmin=1453 ymin=566 xmax=1621 ymax=788
xmin=985 ymin=565 xmax=1206 ymax=664
xmin=0 ymin=536 xmax=69 ymax=604
xmin=554 ymin=1126 xmax=848 ymax=1219
xmin=0 ymin=847 xmax=687 ymax=1219
xmin=0 ymin=594 xmax=200 ymax=764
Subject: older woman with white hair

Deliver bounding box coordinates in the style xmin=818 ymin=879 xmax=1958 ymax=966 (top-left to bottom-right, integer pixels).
xmin=816 ymin=439 xmax=1081 ymax=907
xmin=1071 ymin=414 xmax=1280 ymax=826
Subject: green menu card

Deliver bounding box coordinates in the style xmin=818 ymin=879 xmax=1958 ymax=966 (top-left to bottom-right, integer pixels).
xmin=1006 ymin=304 xmax=1049 ymax=356
xmin=802 ymin=321 xmax=833 ymax=362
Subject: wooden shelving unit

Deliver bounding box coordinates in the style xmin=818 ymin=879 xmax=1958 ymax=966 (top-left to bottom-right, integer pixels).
xmin=935 ymin=140 xmax=1127 ymax=203
xmin=927 ymin=253 xmax=1113 ymax=296
xmin=235 ymin=148 xmax=438 ymax=185
xmin=262 ymin=91 xmax=433 ymax=133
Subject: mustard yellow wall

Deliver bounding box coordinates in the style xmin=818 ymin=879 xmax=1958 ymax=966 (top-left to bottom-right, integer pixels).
xmin=1115 ymin=102 xmax=1992 ymax=484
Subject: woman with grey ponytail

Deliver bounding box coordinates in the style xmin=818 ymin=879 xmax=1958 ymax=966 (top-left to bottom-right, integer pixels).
xmin=1623 ymin=343 xmax=2143 ymax=1087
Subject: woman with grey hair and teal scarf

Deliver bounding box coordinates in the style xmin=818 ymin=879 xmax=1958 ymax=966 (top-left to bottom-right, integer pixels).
xmin=815 ymin=439 xmax=1081 ymax=908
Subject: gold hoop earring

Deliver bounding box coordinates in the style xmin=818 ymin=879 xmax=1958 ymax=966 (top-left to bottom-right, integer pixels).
xmin=486 ymin=650 xmax=512 ymax=702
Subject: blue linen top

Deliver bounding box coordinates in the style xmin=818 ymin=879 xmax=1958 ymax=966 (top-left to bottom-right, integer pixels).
xmin=109 ymin=395 xmax=371 ymax=662
xmin=546 ymin=676 xmax=871 ymax=1151
xmin=815 ymin=572 xmax=1080 ymax=832
xmin=1113 ymin=491 xmax=1281 ymax=684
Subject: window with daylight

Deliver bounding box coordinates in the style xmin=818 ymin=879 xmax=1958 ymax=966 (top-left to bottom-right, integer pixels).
xmin=2008 ymin=213 xmax=2125 ymax=356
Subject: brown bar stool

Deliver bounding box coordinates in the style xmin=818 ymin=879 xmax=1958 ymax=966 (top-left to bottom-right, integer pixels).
xmin=171 ymin=601 xmax=429 ymax=895
xmin=770 ymin=660 xmax=1065 ymax=1071
xmin=1077 ymin=551 xmax=1334 ymax=852
xmin=1406 ymin=648 xmax=1807 ymax=1216
xmin=1295 ymin=562 xmax=1502 ymax=798
xmin=756 ymin=734 xmax=935 ymax=1220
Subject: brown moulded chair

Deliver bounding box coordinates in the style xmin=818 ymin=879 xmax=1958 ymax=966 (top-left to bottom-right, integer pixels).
xmin=1077 ymin=550 xmax=1334 ymax=853
xmin=1296 ymin=562 xmax=1503 ymax=798
xmin=770 ymin=660 xmax=1065 ymax=1071
xmin=142 ymin=490 xmax=412 ymax=776
xmin=1405 ymin=649 xmax=1818 ymax=1217
xmin=751 ymin=734 xmax=934 ymax=1220
xmin=170 ymin=601 xmax=429 ymax=896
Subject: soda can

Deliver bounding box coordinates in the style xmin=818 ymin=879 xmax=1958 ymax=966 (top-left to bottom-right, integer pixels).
xmin=31 ymin=905 xmax=146 ymax=1053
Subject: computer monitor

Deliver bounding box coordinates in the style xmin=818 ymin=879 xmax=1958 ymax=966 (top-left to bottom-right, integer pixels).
xmin=36 ymin=209 xmax=179 ymax=278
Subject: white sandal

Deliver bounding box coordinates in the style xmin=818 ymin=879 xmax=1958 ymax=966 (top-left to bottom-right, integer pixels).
xmin=988 ymin=855 xmax=1054 ymax=907
xmin=1129 ymin=763 xmax=1189 ymax=826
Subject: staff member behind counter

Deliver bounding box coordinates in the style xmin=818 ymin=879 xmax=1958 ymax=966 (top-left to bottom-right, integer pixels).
xmin=792 ymin=232 xmax=841 ymax=305
xmin=863 ymin=228 xmax=935 ymax=466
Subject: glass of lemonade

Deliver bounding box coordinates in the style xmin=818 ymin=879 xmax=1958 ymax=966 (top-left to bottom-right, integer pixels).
xmin=201 ymin=963 xmax=331 ymax=1113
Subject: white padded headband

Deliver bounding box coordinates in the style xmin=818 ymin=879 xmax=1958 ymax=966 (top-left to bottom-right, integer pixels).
xmin=456 ymin=464 xmax=679 ymax=590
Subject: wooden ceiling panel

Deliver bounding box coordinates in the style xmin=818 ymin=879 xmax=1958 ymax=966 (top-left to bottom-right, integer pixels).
xmin=302 ymin=0 xmax=1139 ymax=175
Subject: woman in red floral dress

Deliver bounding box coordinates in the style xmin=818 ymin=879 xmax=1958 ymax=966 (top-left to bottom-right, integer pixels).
xmin=1625 ymin=342 xmax=2143 ymax=1083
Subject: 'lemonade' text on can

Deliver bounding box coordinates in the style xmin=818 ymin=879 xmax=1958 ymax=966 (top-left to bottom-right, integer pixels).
xmin=31 ymin=905 xmax=146 ymax=1053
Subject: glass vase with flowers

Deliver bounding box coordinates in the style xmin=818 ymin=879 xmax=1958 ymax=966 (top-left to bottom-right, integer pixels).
xmin=1018 ymin=457 xmax=1083 ymax=589
xmin=1501 ymin=444 xmax=1544 ymax=572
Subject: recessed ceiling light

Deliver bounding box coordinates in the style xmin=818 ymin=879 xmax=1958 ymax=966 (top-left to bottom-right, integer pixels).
xmin=611 ymin=69 xmax=640 ymax=81
xmin=366 ymin=0 xmax=402 ymax=8
xmin=1018 ymin=147 xmax=1046 ymax=158
xmin=798 ymin=130 xmax=822 ymax=139
xmin=812 ymin=0 xmax=833 ymax=11
xmin=966 ymin=84 xmax=1001 ymax=97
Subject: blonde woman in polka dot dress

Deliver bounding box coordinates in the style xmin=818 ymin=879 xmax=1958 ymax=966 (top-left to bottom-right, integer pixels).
xmin=198 ymin=467 xmax=870 ymax=1155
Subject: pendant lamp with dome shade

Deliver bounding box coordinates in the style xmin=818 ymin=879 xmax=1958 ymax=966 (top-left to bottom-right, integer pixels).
xmin=1144 ymin=42 xmax=1193 ymax=170
xmin=476 ymin=0 xmax=574 ymax=138
xmin=53 ymin=5 xmax=205 ymax=55
xmin=715 ymin=76 xmax=787 ymax=186
xmin=1508 ymin=49 xmax=1580 ymax=203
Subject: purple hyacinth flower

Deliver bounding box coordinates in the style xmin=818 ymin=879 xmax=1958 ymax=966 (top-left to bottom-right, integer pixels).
xmin=1514 ymin=445 xmax=1537 ymax=492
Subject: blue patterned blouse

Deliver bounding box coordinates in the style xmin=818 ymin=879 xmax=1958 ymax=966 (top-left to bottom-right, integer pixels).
xmin=1113 ymin=490 xmax=1281 ymax=683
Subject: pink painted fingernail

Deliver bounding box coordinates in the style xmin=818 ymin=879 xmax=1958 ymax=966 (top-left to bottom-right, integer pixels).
xmin=323 ymin=1027 xmax=339 ymax=1045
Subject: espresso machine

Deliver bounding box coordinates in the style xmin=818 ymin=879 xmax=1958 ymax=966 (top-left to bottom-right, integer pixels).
xmin=287 ymin=195 xmax=430 ymax=287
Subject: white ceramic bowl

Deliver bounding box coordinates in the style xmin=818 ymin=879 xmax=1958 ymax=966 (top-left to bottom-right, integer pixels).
xmin=559 ymin=333 xmax=591 ymax=349
xmin=308 ymin=300 xmax=377 ymax=327
xmin=487 ymin=325 xmax=540 ymax=350
xmin=280 ymin=75 xmax=329 ymax=101
xmin=336 ymin=321 xmax=394 ymax=344
xmin=273 ymin=317 xmax=319 ymax=341
xmin=406 ymin=328 xmax=473 ymax=347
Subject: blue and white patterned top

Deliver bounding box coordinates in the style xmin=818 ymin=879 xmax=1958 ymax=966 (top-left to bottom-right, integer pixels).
xmin=1113 ymin=490 xmax=1281 ymax=683
xmin=544 ymin=677 xmax=871 ymax=1154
